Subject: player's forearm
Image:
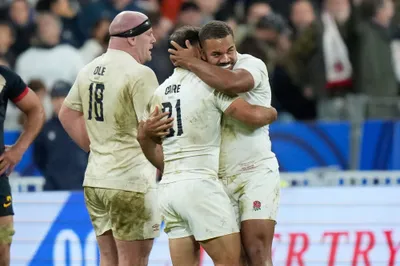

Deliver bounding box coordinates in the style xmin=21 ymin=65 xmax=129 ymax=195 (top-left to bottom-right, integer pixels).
xmin=138 ymin=136 xmax=164 ymax=172
xmin=240 ymin=106 xmax=277 ymax=128
xmin=187 ymin=58 xmax=249 ymax=95
xmin=65 ymin=121 xmax=90 ymax=152
xmin=73 ymin=118 xmax=90 ymax=152
xmin=14 ymin=105 xmax=45 ymax=154
xmin=253 ymin=106 xmax=278 ymax=127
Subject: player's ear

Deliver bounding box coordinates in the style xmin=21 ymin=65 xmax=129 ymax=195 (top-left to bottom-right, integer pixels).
xmin=200 ymin=49 xmax=206 ymax=61
xmin=127 ymin=37 xmax=136 ymax=46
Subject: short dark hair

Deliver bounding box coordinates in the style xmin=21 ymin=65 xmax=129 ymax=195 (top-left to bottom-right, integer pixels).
xmin=199 ymin=20 xmax=234 ymax=45
xmin=180 ymin=2 xmax=200 ymax=12
xmin=28 ymin=79 xmax=46 ymax=92
xmin=168 ymin=26 xmax=200 ymax=50
xmin=35 ymin=0 xmax=57 ymax=11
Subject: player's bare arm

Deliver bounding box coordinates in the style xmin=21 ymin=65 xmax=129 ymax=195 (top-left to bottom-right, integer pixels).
xmin=137 ymin=118 xmax=165 ymax=172
xmin=59 ymin=106 xmax=90 ymax=152
xmin=225 ymin=98 xmax=277 ymax=128
xmin=169 ymin=40 xmax=254 ymax=95
xmin=0 ymin=89 xmax=45 ymax=175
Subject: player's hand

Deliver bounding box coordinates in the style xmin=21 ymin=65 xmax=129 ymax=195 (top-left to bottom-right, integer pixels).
xmin=168 ymin=40 xmax=197 ymax=69
xmin=0 ymin=145 xmax=23 ymax=176
xmin=146 ymin=106 xmax=174 ymax=138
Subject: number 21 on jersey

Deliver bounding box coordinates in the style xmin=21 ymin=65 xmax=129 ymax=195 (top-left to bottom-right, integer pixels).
xmin=162 ymin=99 xmax=184 ymax=138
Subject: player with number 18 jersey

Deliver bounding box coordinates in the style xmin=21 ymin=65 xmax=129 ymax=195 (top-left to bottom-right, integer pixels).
xmin=64 ymin=48 xmax=160 ymax=241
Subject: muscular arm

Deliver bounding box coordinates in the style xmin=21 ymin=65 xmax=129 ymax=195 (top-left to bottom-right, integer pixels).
xmin=14 ymin=89 xmax=45 ymax=153
xmin=169 ymin=41 xmax=259 ymax=94
xmin=186 ymin=58 xmax=254 ymax=95
xmin=224 ymin=98 xmax=277 ymax=128
xmin=137 ymin=121 xmax=164 ymax=172
xmin=59 ymin=105 xmax=90 ymax=152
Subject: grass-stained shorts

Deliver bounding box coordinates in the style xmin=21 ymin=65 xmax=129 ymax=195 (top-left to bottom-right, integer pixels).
xmin=84 ymin=187 xmax=161 ymax=241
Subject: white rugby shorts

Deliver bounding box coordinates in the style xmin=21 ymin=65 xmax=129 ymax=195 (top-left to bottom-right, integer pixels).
xmin=158 ymin=177 xmax=239 ymax=241
xmin=220 ymin=168 xmax=280 ymax=224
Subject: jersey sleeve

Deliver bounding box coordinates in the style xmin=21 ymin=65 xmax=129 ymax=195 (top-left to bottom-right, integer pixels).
xmin=64 ymin=72 xmax=82 ymax=112
xmin=213 ymin=91 xmax=238 ymax=112
xmin=234 ymin=56 xmax=267 ymax=89
xmin=142 ymin=95 xmax=153 ymax=121
xmin=2 ymin=67 xmax=29 ymax=103
xmin=132 ymin=67 xmax=159 ymax=121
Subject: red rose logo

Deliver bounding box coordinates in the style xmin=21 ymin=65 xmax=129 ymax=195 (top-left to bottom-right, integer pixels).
xmin=253 ymin=200 xmax=261 ymax=211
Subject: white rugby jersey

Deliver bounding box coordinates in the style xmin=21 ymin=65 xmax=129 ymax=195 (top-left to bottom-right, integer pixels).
xmin=64 ymin=49 xmax=158 ymax=193
xmin=148 ymin=68 xmax=237 ymax=183
xmin=219 ymin=53 xmax=279 ymax=177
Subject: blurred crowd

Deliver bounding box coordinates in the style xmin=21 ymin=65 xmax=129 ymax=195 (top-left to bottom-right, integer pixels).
xmin=0 ymin=0 xmax=399 ymax=190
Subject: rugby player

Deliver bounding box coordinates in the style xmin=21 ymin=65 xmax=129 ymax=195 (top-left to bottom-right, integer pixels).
xmin=0 ymin=66 xmax=45 ymax=266
xmin=137 ymin=26 xmax=277 ymax=266
xmin=168 ymin=21 xmax=280 ymax=266
xmin=59 ymin=11 xmax=161 ymax=266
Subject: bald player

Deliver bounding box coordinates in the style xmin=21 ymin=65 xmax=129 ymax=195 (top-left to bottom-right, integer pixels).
xmin=59 ymin=11 xmax=160 ymax=266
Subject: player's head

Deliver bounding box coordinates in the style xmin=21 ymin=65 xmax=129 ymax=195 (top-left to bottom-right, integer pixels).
xmin=169 ymin=26 xmax=201 ymax=65
xmin=199 ymin=20 xmax=237 ymax=70
xmin=28 ymin=79 xmax=47 ymax=102
xmin=108 ymin=11 xmax=156 ymax=64
xmin=36 ymin=12 xmax=62 ymax=46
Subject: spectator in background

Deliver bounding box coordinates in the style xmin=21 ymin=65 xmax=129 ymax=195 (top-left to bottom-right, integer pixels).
xmin=135 ymin=0 xmax=160 ymax=13
xmin=247 ymin=0 xmax=273 ymax=24
xmin=353 ymin=0 xmax=398 ymax=119
xmin=17 ymin=79 xmax=53 ymax=124
xmin=15 ymin=12 xmax=84 ymax=89
xmin=220 ymin=15 xmax=239 ymax=35
xmin=194 ymin=0 xmax=224 ymax=23
xmin=146 ymin=12 xmax=174 ymax=83
xmin=290 ymin=0 xmax=317 ymax=33
xmin=175 ymin=2 xmax=204 ymax=27
xmin=236 ymin=0 xmax=272 ymax=44
xmin=27 ymin=79 xmax=47 ymax=104
xmin=318 ymin=0 xmax=354 ymax=120
xmin=33 ymin=80 xmax=88 ymax=191
xmin=80 ymin=17 xmax=110 ymax=64
xmin=272 ymin=0 xmax=321 ymax=120
xmin=287 ymin=0 xmax=322 ymax=109
xmin=35 ymin=0 xmax=86 ymax=48
xmin=0 ymin=22 xmax=16 ymax=68
xmin=156 ymin=0 xmax=183 ymax=39
xmin=239 ymin=13 xmax=287 ymax=72
xmin=8 ymin=0 xmax=35 ymax=57
xmin=78 ymin=0 xmax=143 ymax=38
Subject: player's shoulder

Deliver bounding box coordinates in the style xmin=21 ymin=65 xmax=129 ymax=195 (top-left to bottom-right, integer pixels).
xmin=0 ymin=65 xmax=20 ymax=83
xmin=236 ymin=53 xmax=267 ymax=69
xmin=137 ymin=64 xmax=157 ymax=78
xmin=76 ymin=59 xmax=95 ymax=79
xmin=170 ymin=68 xmax=211 ymax=91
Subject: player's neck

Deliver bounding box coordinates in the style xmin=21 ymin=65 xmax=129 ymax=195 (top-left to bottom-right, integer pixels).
xmin=108 ymin=41 xmax=141 ymax=63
